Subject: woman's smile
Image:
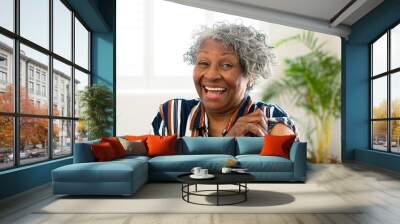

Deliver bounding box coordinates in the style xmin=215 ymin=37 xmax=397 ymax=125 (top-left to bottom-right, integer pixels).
xmin=202 ymin=85 xmax=227 ymax=100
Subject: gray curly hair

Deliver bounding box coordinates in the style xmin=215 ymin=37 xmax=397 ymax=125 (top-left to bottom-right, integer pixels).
xmin=184 ymin=22 xmax=275 ymax=90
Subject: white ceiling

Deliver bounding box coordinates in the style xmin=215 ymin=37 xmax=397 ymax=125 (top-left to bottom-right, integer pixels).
xmin=226 ymin=0 xmax=353 ymax=23
xmin=166 ymin=0 xmax=384 ymax=38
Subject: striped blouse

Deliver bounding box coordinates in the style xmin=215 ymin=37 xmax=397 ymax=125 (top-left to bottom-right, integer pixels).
xmin=151 ymin=95 xmax=296 ymax=137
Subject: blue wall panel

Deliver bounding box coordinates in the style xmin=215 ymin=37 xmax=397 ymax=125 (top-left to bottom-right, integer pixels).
xmin=0 ymin=158 xmax=72 ymax=199
xmin=342 ymin=44 xmax=369 ymax=160
xmin=92 ymin=33 xmax=113 ymax=87
xmin=91 ymin=32 xmax=115 ymax=135
xmin=355 ymin=149 xmax=400 ymax=172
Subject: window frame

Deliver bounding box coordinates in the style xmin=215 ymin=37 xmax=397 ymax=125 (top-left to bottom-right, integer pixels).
xmin=0 ymin=0 xmax=92 ymax=171
xmin=370 ymin=20 xmax=400 ymax=154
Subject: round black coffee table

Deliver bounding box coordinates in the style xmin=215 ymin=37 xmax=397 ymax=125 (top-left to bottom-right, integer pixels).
xmin=177 ymin=173 xmax=255 ymax=206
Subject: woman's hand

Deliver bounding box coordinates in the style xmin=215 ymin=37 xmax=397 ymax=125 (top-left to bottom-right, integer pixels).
xmin=225 ymin=109 xmax=295 ymax=137
xmin=225 ymin=109 xmax=269 ymax=137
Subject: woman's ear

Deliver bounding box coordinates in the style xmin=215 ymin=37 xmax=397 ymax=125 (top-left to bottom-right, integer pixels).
xmin=246 ymin=80 xmax=254 ymax=91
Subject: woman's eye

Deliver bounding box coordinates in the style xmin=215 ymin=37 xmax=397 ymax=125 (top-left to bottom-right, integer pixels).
xmin=221 ymin=64 xmax=233 ymax=69
xmin=197 ymin=61 xmax=208 ymax=67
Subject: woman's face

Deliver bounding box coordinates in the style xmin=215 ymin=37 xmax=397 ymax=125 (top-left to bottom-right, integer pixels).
xmin=193 ymin=38 xmax=249 ymax=114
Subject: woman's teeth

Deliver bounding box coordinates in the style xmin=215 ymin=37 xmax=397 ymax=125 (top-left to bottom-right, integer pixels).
xmin=204 ymin=86 xmax=227 ymax=93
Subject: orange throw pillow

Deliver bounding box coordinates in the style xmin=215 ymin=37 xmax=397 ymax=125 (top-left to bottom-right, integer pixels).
xmin=260 ymin=135 xmax=296 ymax=159
xmin=101 ymin=137 xmax=127 ymax=158
xmin=146 ymin=135 xmax=177 ymax=157
xmin=91 ymin=142 xmax=117 ymax=161
xmin=124 ymin=135 xmax=149 ymax=141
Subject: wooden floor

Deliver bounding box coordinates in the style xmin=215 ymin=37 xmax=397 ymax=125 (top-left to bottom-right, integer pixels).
xmin=1 ymin=162 xmax=400 ymax=224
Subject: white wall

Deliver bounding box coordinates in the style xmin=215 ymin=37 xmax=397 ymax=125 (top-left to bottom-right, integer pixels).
xmin=116 ymin=0 xmax=342 ymax=161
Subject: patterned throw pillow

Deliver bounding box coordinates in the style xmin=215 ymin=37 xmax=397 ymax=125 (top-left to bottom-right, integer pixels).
xmin=118 ymin=137 xmax=147 ymax=156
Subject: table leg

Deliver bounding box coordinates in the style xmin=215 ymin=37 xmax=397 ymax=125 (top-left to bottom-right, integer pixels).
xmin=245 ymin=183 xmax=247 ymax=201
xmin=217 ymin=184 xmax=219 ymax=206
xmin=195 ymin=184 xmax=197 ymax=192
xmin=187 ymin=184 xmax=190 ymax=202
xmin=181 ymin=184 xmax=183 ymax=199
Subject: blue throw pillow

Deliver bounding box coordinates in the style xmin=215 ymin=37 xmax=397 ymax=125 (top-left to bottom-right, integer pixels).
xmin=236 ymin=137 xmax=264 ymax=155
xmin=178 ymin=137 xmax=235 ymax=155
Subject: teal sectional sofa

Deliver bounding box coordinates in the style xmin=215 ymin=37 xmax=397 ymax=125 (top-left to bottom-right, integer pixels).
xmin=52 ymin=137 xmax=307 ymax=196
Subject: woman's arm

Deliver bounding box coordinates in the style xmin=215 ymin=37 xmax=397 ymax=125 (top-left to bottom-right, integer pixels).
xmin=269 ymin=123 xmax=295 ymax=136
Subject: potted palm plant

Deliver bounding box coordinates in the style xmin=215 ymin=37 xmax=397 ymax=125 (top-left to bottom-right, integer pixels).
xmin=262 ymin=32 xmax=341 ymax=163
xmin=79 ymin=84 xmax=113 ymax=140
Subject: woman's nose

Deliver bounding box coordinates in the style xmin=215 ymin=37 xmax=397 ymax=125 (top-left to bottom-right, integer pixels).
xmin=203 ymin=65 xmax=221 ymax=80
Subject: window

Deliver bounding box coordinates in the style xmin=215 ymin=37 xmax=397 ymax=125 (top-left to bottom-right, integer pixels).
xmin=0 ymin=71 xmax=6 ymax=85
xmin=371 ymin=23 xmax=400 ymax=154
xmin=75 ymin=18 xmax=89 ymax=69
xmin=42 ymin=85 xmax=46 ymax=97
xmin=53 ymin=59 xmax=72 ymax=117
xmin=28 ymin=81 xmax=34 ymax=94
xmin=53 ymin=0 xmax=72 ymax=60
xmin=117 ymin=0 xmax=263 ymax=92
xmin=53 ymin=119 xmax=72 ymax=158
xmin=28 ymin=67 xmax=34 ymax=80
xmin=0 ymin=34 xmax=13 ymax=113
xmin=35 ymin=70 xmax=40 ymax=81
xmin=0 ymin=54 xmax=8 ymax=88
xmin=20 ymin=0 xmax=49 ymax=49
xmin=0 ymin=0 xmax=13 ymax=32
xmin=0 ymin=116 xmax=13 ymax=170
xmin=0 ymin=0 xmax=91 ymax=170
xmin=0 ymin=55 xmax=7 ymax=67
xmin=35 ymin=83 xmax=40 ymax=95
xmin=41 ymin=73 xmax=46 ymax=82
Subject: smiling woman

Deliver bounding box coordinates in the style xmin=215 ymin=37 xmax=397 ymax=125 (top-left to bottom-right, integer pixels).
xmin=151 ymin=23 xmax=296 ymax=137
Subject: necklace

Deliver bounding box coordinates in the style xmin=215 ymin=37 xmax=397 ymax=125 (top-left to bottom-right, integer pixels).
xmin=221 ymin=105 xmax=241 ymax=136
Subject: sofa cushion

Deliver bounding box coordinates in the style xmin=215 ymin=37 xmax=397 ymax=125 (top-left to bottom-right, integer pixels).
xmin=148 ymin=154 xmax=235 ymax=172
xmin=236 ymin=137 xmax=264 ymax=155
xmin=236 ymin=155 xmax=293 ymax=172
xmin=178 ymin=137 xmax=235 ymax=155
xmin=114 ymin=155 xmax=150 ymax=163
xmin=52 ymin=158 xmax=148 ymax=183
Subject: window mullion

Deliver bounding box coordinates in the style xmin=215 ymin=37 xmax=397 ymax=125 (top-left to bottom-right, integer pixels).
xmin=370 ymin=45 xmax=373 ymax=149
xmin=13 ymin=0 xmax=20 ymax=167
xmin=388 ymin=30 xmax=391 ymax=153
xmin=49 ymin=0 xmax=54 ymax=160
xmin=71 ymin=10 xmax=76 ymax=154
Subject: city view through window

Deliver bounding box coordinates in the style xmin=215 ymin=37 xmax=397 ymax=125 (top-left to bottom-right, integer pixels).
xmin=0 ymin=0 xmax=90 ymax=170
xmin=371 ymin=23 xmax=400 ymax=153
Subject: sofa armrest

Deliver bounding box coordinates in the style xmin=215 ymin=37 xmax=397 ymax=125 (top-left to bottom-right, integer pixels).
xmin=73 ymin=140 xmax=100 ymax=163
xmin=289 ymin=141 xmax=307 ymax=181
